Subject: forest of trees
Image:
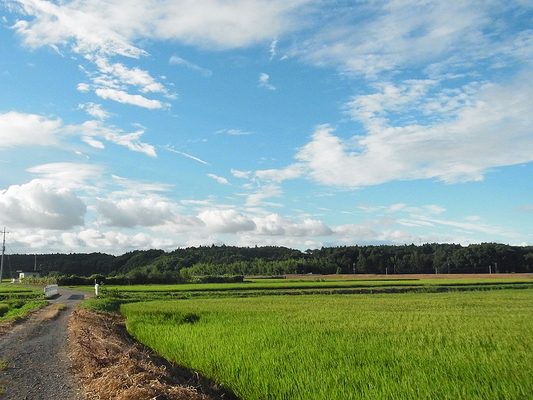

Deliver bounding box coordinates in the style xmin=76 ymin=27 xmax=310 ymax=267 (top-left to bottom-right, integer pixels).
xmin=4 ymin=242 xmax=533 ymax=283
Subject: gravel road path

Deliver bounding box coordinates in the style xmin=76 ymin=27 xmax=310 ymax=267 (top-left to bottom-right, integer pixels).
xmin=0 ymin=288 xmax=89 ymax=400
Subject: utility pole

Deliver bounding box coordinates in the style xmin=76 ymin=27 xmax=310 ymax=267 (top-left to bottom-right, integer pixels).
xmin=0 ymin=227 xmax=5 ymax=283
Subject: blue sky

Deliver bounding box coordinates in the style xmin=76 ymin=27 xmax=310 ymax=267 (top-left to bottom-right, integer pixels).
xmin=0 ymin=0 xmax=532 ymax=254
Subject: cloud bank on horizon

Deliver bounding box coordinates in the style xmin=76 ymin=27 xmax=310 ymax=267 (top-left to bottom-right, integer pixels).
xmin=0 ymin=0 xmax=532 ymax=254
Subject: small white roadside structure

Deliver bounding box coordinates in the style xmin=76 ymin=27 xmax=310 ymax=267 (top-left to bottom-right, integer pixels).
xmin=44 ymin=284 xmax=59 ymax=298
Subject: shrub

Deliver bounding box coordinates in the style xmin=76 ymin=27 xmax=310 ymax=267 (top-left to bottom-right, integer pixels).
xmin=0 ymin=304 xmax=9 ymax=317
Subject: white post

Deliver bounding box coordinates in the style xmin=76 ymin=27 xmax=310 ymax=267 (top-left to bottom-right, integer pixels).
xmin=0 ymin=227 xmax=5 ymax=283
xmin=95 ymin=283 xmax=99 ymax=296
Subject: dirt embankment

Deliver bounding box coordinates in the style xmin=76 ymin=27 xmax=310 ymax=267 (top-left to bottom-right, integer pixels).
xmin=69 ymin=308 xmax=239 ymax=400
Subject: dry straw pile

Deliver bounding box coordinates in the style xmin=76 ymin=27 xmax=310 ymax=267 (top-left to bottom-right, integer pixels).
xmin=68 ymin=309 xmax=235 ymax=400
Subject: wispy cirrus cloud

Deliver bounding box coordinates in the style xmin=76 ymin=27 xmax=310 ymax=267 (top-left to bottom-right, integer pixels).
xmin=163 ymin=146 xmax=210 ymax=165
xmin=294 ymin=0 xmax=530 ymax=77
xmin=169 ymin=56 xmax=212 ymax=77
xmin=215 ymin=129 xmax=252 ymax=135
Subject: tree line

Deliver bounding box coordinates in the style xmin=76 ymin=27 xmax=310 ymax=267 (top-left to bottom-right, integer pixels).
xmin=6 ymin=242 xmax=533 ymax=283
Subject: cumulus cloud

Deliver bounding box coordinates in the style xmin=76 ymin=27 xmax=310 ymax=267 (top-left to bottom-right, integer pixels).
xmin=253 ymin=214 xmax=332 ymax=237
xmin=61 ymin=229 xmax=176 ymax=252
xmin=96 ymin=197 xmax=177 ymax=228
xmin=208 ymin=174 xmax=229 ymax=184
xmin=292 ymin=73 xmax=533 ymax=188
xmin=0 ymin=111 xmax=62 ymax=148
xmin=198 ymin=209 xmax=255 ymax=233
xmin=0 ymin=180 xmax=86 ymax=229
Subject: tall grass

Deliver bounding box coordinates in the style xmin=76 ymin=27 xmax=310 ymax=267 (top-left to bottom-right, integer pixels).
xmin=123 ymin=290 xmax=533 ymax=400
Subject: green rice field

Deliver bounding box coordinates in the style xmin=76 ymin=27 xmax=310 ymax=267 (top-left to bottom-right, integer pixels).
xmin=122 ymin=289 xmax=533 ymax=400
xmin=84 ymin=275 xmax=533 ymax=295
xmin=0 ymin=284 xmax=47 ymax=320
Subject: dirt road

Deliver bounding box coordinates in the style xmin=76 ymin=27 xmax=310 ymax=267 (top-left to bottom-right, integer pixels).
xmin=0 ymin=288 xmax=89 ymax=400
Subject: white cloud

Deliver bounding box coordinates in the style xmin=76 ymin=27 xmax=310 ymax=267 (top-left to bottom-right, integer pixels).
xmin=269 ymin=37 xmax=278 ymax=60
xmin=169 ymin=55 xmax=212 ymax=77
xmin=11 ymin=0 xmax=147 ymax=58
xmin=258 ymin=73 xmax=276 ymax=90
xmin=96 ymin=197 xmax=177 ymax=228
xmin=77 ymin=120 xmax=157 ymax=157
xmin=332 ymin=224 xmax=378 ymax=240
xmin=10 ymin=0 xmax=310 ymax=54
xmin=198 ymin=209 xmax=256 ymax=233
xmin=253 ymin=213 xmax=332 ymax=237
xmin=413 ymin=214 xmax=517 ymax=237
xmin=0 ymin=111 xmax=156 ymax=156
xmin=295 ymin=0 xmax=518 ymax=76
xmin=0 ymin=110 xmax=157 ymax=157
xmin=82 ymin=136 xmax=105 ymax=149
xmin=27 ymin=162 xmax=103 ymax=191
xmin=163 ymin=147 xmax=210 ymax=165
xmin=78 ymin=102 xmax=110 ymax=120
xmin=108 ymin=175 xmax=172 ymax=198
xmin=215 ymin=129 xmax=252 ymax=135
xmin=92 ymin=56 xmax=166 ymax=93
xmin=0 ymin=180 xmax=86 ymax=229
xmin=231 ymin=169 xmax=252 ymax=179
xmin=244 ymin=184 xmax=282 ymax=207
xmin=77 ymin=83 xmax=90 ymax=92
xmin=61 ymin=229 xmax=176 ymax=252
xmin=293 ymin=73 xmax=533 ymax=188
xmin=147 ymin=0 xmax=310 ymax=49
xmin=255 ymin=164 xmax=304 ymax=182
xmin=0 ymin=111 xmax=62 ymax=148
xmin=95 ymin=88 xmax=167 ymax=109
xmin=208 ymin=174 xmax=229 ymax=184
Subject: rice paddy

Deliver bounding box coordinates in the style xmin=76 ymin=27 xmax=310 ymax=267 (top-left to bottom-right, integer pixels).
xmin=122 ymin=289 xmax=533 ymax=400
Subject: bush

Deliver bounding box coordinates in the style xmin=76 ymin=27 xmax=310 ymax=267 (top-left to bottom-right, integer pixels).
xmin=0 ymin=303 xmax=9 ymax=317
xmin=194 ymin=275 xmax=244 ymax=283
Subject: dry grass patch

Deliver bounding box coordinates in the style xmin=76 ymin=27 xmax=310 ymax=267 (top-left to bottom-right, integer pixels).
xmin=68 ymin=308 xmax=238 ymax=400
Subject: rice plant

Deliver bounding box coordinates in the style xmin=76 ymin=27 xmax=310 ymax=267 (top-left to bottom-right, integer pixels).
xmin=122 ymin=289 xmax=533 ymax=400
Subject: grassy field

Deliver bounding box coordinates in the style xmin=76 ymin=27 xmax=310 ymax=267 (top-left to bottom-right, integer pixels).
xmin=122 ymin=289 xmax=533 ymax=400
